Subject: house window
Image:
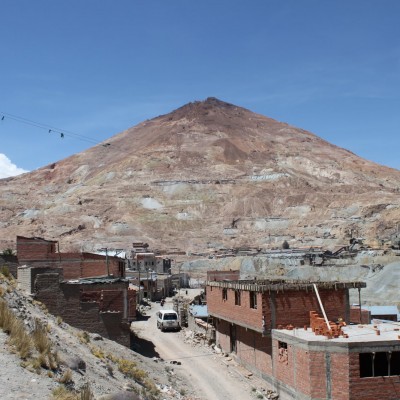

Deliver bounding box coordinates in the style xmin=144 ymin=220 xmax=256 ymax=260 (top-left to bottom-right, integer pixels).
xmin=360 ymin=351 xmax=400 ymax=377
xmin=250 ymin=291 xmax=257 ymax=309
xmin=222 ymin=288 xmax=227 ymax=301
xmin=235 ymin=290 xmax=241 ymax=306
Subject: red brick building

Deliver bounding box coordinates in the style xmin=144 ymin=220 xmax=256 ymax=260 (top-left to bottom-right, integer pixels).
xmin=32 ymin=272 xmax=136 ymax=347
xmin=273 ymin=321 xmax=400 ymax=400
xmin=17 ymin=236 xmax=125 ymax=280
xmin=205 ymin=278 xmax=400 ymax=399
xmin=16 ymin=236 xmax=136 ymax=347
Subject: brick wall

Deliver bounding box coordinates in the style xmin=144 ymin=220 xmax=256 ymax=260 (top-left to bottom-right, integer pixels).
xmin=82 ymin=254 xmax=123 ymax=278
xmin=273 ymin=338 xmax=295 ymax=390
xmin=207 ymin=286 xmax=267 ymax=331
xmin=18 ymin=266 xmax=64 ymax=294
xmin=309 ymin=351 xmax=328 ymax=398
xmin=350 ymin=306 xmax=371 ymax=324
xmin=16 ymin=236 xmax=124 ymax=280
xmin=207 ymin=270 xmax=240 ymax=281
xmin=17 ymin=236 xmax=56 ymax=261
xmin=215 ymin=318 xmax=231 ymax=354
xmin=235 ymin=325 xmax=273 ymax=376
xmin=128 ymin=289 xmax=136 ymax=320
xmin=348 ymin=352 xmax=400 ymax=400
xmin=274 ymin=289 xmax=347 ymax=328
xmin=330 ymin=352 xmax=350 ymax=400
xmin=207 ymin=285 xmax=348 ymax=332
xmin=35 ymin=273 xmax=131 ymax=347
xmin=293 ymin=347 xmax=311 ymax=397
xmin=271 ymin=332 xmax=400 ymax=400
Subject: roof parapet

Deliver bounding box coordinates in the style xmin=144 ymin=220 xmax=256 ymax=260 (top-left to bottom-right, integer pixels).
xmin=206 ymin=279 xmax=366 ymax=292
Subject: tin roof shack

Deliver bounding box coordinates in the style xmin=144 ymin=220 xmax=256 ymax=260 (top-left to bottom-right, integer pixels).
xmin=350 ymin=306 xmax=399 ymax=325
xmin=206 ymin=278 xmax=366 ymax=393
xmin=16 ymin=236 xmax=125 ymax=280
xmin=364 ymin=306 xmax=399 ymax=322
xmin=273 ymin=320 xmax=400 ymax=400
xmin=32 ymin=270 xmax=135 ymax=347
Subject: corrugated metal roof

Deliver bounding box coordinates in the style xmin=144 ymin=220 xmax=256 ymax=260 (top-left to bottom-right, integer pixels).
xmin=362 ymin=305 xmax=399 ymax=315
xmin=67 ymin=276 xmax=127 ymax=285
xmin=189 ymin=305 xmax=208 ymax=318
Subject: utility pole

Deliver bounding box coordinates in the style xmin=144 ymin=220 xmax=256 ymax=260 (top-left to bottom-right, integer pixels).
xmin=98 ymin=247 xmax=110 ymax=276
xmin=98 ymin=247 xmax=124 ymax=277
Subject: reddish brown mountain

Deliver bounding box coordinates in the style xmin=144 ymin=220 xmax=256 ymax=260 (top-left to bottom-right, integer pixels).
xmin=1 ymin=97 xmax=399 ymax=253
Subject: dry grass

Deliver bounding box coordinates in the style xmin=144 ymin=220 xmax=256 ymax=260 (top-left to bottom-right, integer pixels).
xmin=0 ymin=299 xmax=33 ymax=359
xmin=80 ymin=383 xmax=94 ymax=400
xmin=0 ymin=300 xmax=58 ymax=370
xmin=58 ymin=368 xmax=73 ymax=384
xmin=51 ymin=383 xmax=94 ymax=400
xmin=77 ymin=331 xmax=90 ymax=344
xmin=0 ymin=266 xmax=11 ymax=279
xmin=116 ymin=357 xmax=159 ymax=395
xmin=90 ymin=345 xmax=105 ymax=359
xmin=33 ymin=319 xmax=51 ymax=354
xmin=51 ymin=386 xmax=78 ymax=400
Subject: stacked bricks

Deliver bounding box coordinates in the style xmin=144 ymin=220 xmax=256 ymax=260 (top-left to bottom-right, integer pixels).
xmin=309 ymin=310 xmax=347 ymax=339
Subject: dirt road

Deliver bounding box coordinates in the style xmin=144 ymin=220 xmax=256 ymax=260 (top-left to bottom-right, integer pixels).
xmin=131 ymin=298 xmax=262 ymax=400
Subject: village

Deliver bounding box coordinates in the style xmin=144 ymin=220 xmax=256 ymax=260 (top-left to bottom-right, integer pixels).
xmin=0 ymin=235 xmax=399 ymax=399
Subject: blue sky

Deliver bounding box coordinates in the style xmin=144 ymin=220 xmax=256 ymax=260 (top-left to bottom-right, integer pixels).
xmin=1 ymin=0 xmax=400 ymax=177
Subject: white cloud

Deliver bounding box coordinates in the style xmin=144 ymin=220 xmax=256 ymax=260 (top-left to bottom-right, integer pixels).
xmin=0 ymin=154 xmax=29 ymax=178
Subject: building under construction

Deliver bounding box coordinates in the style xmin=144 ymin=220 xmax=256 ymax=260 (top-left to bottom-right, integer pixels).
xmin=206 ymin=275 xmax=400 ymax=400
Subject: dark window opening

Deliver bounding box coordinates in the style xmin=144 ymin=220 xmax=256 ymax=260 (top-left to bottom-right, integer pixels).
xmin=360 ymin=353 xmax=373 ymax=377
xmin=374 ymin=352 xmax=389 ymax=377
xmin=391 ymin=351 xmax=400 ymax=375
xmin=250 ymin=291 xmax=257 ymax=309
xmin=222 ymin=288 xmax=227 ymax=301
xmin=278 ymin=341 xmax=288 ymax=349
xmin=360 ymin=351 xmax=400 ymax=377
xmin=235 ymin=290 xmax=241 ymax=306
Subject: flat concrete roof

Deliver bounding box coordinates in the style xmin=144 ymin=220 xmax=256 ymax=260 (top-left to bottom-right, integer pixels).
xmin=275 ymin=322 xmax=400 ymax=344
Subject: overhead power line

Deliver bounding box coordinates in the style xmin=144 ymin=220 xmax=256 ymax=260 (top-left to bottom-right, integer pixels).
xmin=0 ymin=111 xmax=111 ymax=147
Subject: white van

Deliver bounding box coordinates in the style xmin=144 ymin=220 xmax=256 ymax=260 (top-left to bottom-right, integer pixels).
xmin=156 ymin=309 xmax=180 ymax=332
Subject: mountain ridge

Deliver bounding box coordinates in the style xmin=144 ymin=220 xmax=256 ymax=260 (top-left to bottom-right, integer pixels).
xmin=1 ymin=98 xmax=399 ymax=253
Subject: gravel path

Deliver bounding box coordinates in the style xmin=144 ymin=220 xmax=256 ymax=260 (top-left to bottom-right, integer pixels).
xmin=132 ymin=298 xmax=268 ymax=400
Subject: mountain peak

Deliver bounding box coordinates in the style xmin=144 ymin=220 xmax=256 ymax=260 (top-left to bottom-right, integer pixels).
xmin=1 ymin=99 xmax=400 ymax=253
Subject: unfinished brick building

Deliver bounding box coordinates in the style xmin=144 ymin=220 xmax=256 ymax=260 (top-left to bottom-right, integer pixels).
xmin=16 ymin=236 xmax=135 ymax=347
xmin=17 ymin=236 xmax=125 ymax=280
xmin=206 ymin=277 xmax=400 ymax=399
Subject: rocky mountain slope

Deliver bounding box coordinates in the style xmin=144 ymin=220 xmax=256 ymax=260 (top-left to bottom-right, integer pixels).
xmin=1 ymin=97 xmax=399 ymax=253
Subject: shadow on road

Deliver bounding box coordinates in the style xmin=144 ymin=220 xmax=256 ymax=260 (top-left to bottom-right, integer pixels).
xmin=130 ymin=331 xmax=160 ymax=358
